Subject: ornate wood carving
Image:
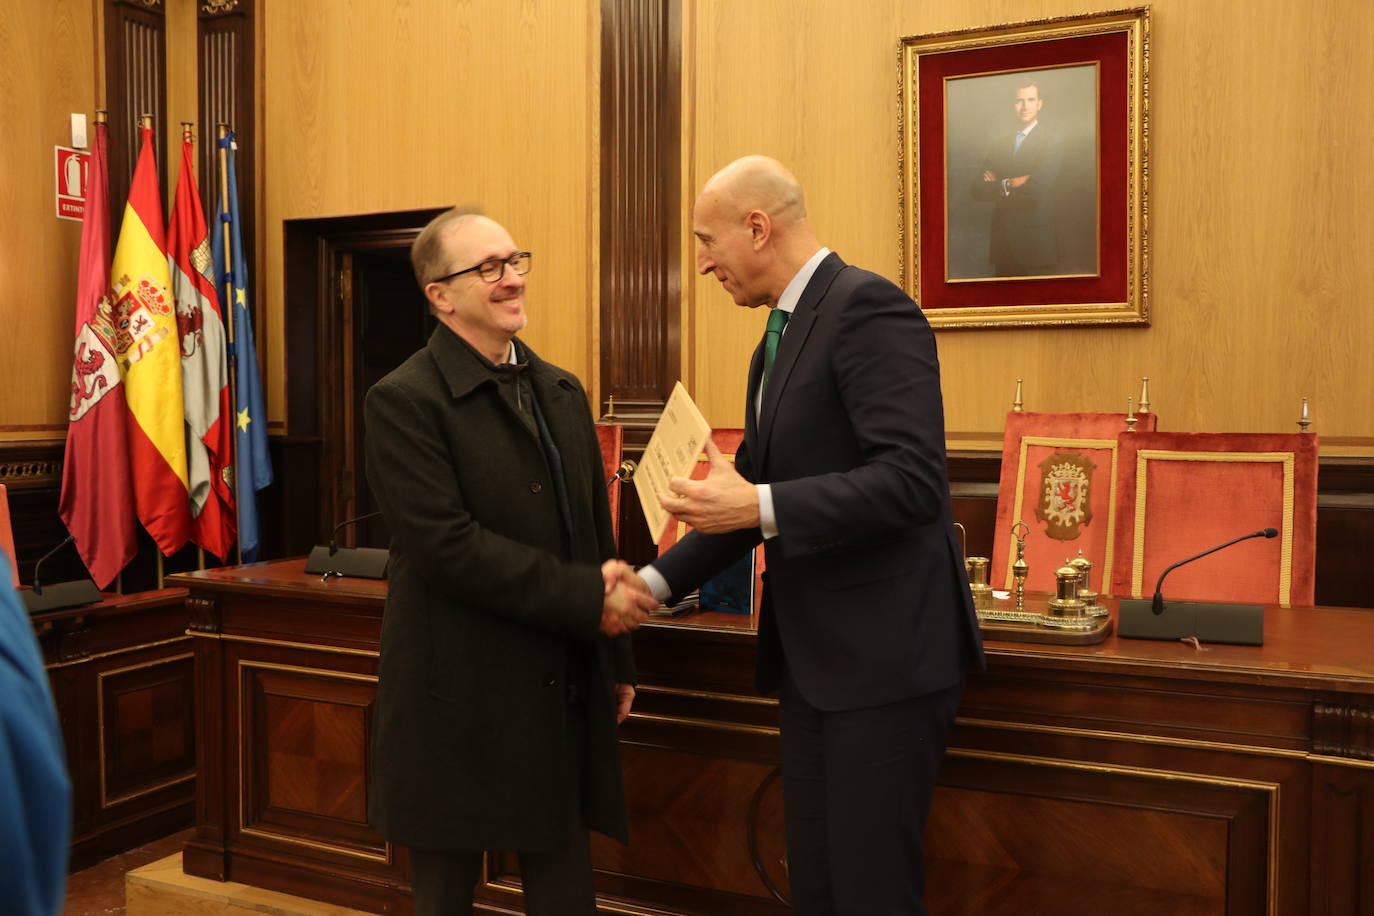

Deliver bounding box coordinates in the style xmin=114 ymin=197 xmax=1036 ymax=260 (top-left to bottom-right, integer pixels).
xmin=104 ymin=0 xmax=168 ymax=216
xmin=186 ymin=595 xmax=221 ymax=633
xmin=599 ymin=0 xmax=681 ymax=417
xmin=1314 ymin=694 xmax=1374 ymax=760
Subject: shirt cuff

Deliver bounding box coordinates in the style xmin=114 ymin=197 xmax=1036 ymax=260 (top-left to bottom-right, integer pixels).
xmin=638 ymin=565 xmax=673 ymax=603
xmin=758 ymin=484 xmax=779 ymax=540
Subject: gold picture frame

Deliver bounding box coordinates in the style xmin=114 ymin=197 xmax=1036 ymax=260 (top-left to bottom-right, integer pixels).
xmin=898 ymin=7 xmax=1150 ymax=328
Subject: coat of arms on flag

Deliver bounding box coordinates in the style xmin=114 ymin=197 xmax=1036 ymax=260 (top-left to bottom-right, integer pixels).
xmin=1035 ymin=450 xmax=1095 ymax=540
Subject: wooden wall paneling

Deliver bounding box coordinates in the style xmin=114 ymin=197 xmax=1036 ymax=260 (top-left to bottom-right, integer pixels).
xmin=682 ymin=0 xmax=1374 ymax=452
xmin=599 ymin=0 xmax=681 ymax=419
xmin=261 ymin=0 xmax=598 ymax=429
xmin=104 ymin=0 xmax=167 ymax=211
xmin=0 ymin=0 xmax=95 ymax=437
xmin=197 ymin=0 xmax=257 ymax=336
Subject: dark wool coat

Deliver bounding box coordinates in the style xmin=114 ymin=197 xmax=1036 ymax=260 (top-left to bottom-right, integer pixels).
xmin=364 ymin=325 xmax=633 ymax=851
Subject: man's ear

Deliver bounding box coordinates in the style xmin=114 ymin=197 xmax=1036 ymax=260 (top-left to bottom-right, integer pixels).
xmin=746 ymin=209 xmax=771 ymax=249
xmin=424 ymin=282 xmax=451 ymax=315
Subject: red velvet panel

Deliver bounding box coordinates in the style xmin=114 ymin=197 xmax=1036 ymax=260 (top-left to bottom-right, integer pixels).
xmin=595 ymin=423 xmax=624 ymax=543
xmin=656 ymin=429 xmax=764 ymax=616
xmin=991 ymin=411 xmax=1157 ymax=593
xmin=1110 ymin=433 xmax=1318 ymax=607
xmin=0 ymin=484 xmax=15 ymax=587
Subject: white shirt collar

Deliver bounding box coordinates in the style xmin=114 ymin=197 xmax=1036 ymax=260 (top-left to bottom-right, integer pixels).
xmin=1018 ymin=119 xmax=1039 ymax=139
xmin=776 ymin=247 xmax=831 ymax=316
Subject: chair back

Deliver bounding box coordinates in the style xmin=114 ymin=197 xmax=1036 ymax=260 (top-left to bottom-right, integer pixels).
xmin=991 ymin=411 xmax=1157 ymax=594
xmin=1109 ymin=432 xmax=1318 ymax=607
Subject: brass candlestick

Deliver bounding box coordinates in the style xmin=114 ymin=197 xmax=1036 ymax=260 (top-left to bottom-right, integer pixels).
xmin=1011 ymin=521 xmax=1030 ymax=616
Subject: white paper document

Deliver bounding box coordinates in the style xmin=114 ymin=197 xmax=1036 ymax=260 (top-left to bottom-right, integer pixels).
xmin=635 ymin=381 xmax=712 ymax=544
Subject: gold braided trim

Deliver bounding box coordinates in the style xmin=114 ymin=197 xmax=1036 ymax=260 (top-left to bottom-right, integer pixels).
xmin=1006 ymin=436 xmax=1119 ymax=590
xmin=1132 ymin=451 xmax=1296 ymax=606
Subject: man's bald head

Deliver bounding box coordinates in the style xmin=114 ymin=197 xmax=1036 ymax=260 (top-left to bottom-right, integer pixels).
xmin=700 ymin=155 xmax=807 ymax=228
xmin=692 ymin=156 xmax=822 ymax=309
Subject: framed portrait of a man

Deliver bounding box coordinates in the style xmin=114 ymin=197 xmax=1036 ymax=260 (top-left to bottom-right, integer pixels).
xmin=899 ymin=8 xmax=1150 ymax=328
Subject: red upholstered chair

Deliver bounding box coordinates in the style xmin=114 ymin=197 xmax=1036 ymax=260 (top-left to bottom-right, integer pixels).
xmin=990 ymin=411 xmax=1157 ymax=595
xmin=655 ymin=428 xmax=763 ymax=619
xmin=1109 ymin=432 xmax=1318 ymax=607
xmin=594 ymin=423 xmax=625 ymax=542
xmin=0 ymin=484 xmax=16 ymax=586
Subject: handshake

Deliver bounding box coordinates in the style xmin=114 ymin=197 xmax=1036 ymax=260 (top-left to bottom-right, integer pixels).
xmin=599 ymin=560 xmax=660 ymax=637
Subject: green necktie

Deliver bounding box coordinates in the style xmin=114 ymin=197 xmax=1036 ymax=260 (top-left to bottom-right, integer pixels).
xmin=761 ymin=307 xmax=790 ymax=392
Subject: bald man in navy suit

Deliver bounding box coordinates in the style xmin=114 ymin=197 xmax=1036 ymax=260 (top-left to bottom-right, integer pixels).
xmin=627 ymin=156 xmax=984 ymax=915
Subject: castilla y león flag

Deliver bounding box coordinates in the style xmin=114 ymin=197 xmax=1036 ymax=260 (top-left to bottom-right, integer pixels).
xmin=168 ymin=130 xmax=235 ymax=561
xmin=59 ymin=119 xmax=139 ymax=588
xmin=111 ymin=124 xmax=191 ymax=555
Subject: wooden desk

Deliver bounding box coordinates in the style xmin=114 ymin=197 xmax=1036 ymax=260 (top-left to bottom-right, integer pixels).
xmin=171 ymin=560 xmax=1374 ymax=915
xmin=32 ymin=588 xmax=196 ymax=869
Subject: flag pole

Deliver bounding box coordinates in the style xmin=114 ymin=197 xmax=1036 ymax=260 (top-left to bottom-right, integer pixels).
xmin=182 ymin=120 xmax=207 ymax=574
xmin=142 ymin=112 xmax=166 ymax=589
xmin=218 ymin=124 xmax=243 ymax=567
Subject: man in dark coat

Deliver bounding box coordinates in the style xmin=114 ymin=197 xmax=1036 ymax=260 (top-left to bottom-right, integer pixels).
xmin=970 ymin=82 xmax=1065 ymax=276
xmin=628 ymin=157 xmax=984 ymax=915
xmin=364 ymin=208 xmax=657 ymax=915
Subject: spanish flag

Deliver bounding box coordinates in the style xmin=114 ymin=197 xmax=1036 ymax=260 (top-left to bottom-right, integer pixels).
xmin=111 ymin=124 xmax=191 ymax=555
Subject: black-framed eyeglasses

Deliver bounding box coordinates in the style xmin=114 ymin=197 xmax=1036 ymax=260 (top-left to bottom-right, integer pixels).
xmin=431 ymin=251 xmax=532 ymax=285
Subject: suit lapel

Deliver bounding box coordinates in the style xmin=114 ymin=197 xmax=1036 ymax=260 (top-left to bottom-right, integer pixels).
xmin=754 ymin=253 xmax=846 ymax=472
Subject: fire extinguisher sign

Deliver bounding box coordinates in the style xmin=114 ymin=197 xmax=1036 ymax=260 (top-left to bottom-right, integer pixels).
xmin=55 ymin=146 xmax=90 ymax=221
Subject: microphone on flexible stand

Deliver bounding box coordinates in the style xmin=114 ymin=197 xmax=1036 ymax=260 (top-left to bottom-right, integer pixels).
xmin=1120 ymin=527 xmax=1278 ymax=646
xmin=1150 ymin=528 xmax=1278 ymax=615
xmin=606 ymin=459 xmax=637 ymax=489
xmin=22 ymin=534 xmax=103 ymax=613
xmin=304 ymin=511 xmax=390 ymax=580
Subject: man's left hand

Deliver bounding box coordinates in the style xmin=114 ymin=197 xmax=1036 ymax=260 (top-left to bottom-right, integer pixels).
xmin=614 ymin=683 xmax=636 ymax=724
xmin=660 ymin=439 xmax=760 ymax=533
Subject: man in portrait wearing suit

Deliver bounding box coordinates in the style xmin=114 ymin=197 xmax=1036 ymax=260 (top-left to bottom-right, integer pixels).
xmin=971 ymin=82 xmax=1066 ymax=276
xmin=627 ymin=156 xmax=984 ymax=915
xmin=364 ymin=208 xmax=658 ymax=915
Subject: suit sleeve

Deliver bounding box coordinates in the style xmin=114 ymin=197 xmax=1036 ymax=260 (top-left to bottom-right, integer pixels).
xmin=769 ymin=277 xmax=951 ymax=559
xmin=364 ymin=377 xmax=604 ymax=641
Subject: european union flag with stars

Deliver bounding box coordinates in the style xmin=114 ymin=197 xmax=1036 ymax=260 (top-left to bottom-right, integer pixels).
xmin=213 ymin=130 xmax=273 ymax=561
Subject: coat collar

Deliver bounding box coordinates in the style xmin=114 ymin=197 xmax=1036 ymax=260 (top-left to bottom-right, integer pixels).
xmin=426 ymin=325 xmax=575 ymax=403
xmin=754 ymin=252 xmax=846 ymax=463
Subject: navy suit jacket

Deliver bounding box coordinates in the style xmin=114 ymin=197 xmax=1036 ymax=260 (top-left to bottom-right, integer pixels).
xmin=654 ymin=253 xmax=984 ymax=712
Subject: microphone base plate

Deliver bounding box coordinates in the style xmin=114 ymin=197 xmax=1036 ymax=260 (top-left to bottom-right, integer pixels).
xmin=22 ymin=578 xmax=104 ymax=613
xmin=304 ymin=546 xmax=390 ymax=580
xmin=1118 ymin=598 xmax=1264 ymax=646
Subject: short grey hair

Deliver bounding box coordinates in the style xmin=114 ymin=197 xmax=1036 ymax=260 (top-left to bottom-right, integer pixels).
xmin=410 ymin=206 xmax=484 ymax=288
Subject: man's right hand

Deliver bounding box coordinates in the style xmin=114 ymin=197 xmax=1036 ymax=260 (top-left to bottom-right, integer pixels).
xmin=599 ymin=560 xmax=658 ymax=636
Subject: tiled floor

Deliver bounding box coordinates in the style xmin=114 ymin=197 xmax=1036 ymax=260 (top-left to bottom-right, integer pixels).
xmin=62 ymin=830 xmax=193 ymax=916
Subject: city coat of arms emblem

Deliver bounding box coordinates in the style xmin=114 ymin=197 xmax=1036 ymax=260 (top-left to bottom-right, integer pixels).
xmin=1035 ymin=451 xmax=1096 ymax=540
